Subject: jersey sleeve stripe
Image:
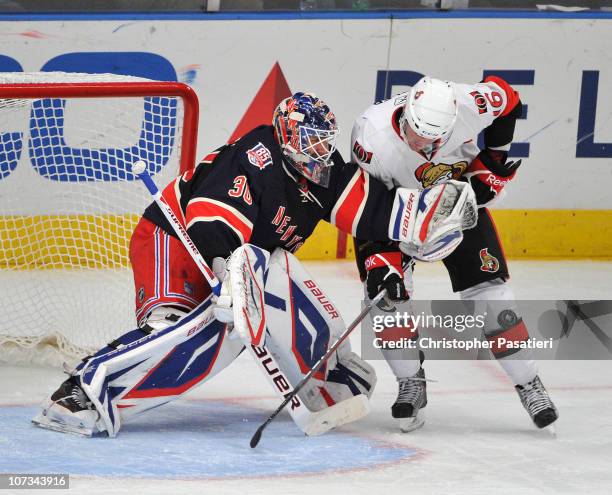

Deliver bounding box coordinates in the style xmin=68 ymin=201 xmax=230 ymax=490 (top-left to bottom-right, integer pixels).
xmin=186 ymin=198 xmax=253 ymax=244
xmin=351 ymin=171 xmax=369 ymax=235
xmin=200 ymin=150 xmax=220 ymax=164
xmin=330 ymin=168 xmax=369 ymax=236
xmin=484 ymin=75 xmax=520 ymax=117
xmin=160 ymin=177 xmax=187 ymax=229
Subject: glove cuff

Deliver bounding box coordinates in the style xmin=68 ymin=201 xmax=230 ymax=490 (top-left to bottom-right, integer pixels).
xmin=365 ymin=252 xmax=403 ymax=274
xmin=467 ymin=150 xmax=515 ymax=195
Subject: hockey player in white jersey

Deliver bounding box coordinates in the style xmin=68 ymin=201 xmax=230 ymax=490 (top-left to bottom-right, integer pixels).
xmin=351 ymin=76 xmax=558 ymax=432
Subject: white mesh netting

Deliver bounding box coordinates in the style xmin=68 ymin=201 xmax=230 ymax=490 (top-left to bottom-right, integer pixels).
xmin=0 ymin=72 xmax=194 ymax=367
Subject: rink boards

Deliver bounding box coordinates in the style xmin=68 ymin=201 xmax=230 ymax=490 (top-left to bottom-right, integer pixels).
xmin=0 ymin=11 xmax=610 ymax=259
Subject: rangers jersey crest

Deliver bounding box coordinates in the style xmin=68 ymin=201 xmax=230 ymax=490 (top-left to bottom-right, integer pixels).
xmin=247 ymin=142 xmax=273 ymax=170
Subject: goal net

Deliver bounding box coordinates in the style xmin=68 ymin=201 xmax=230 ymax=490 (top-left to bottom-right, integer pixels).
xmin=0 ymin=72 xmax=198 ymax=366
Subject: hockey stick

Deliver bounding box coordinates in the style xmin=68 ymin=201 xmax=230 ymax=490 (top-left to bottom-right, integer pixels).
xmin=132 ymin=161 xmax=367 ymax=439
xmin=132 ymin=160 xmax=221 ymax=296
xmin=250 ymin=288 xmax=386 ymax=448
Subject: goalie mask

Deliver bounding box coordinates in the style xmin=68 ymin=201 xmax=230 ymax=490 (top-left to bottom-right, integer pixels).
xmin=273 ymin=92 xmax=339 ymax=188
xmin=399 ymin=77 xmax=458 ymax=160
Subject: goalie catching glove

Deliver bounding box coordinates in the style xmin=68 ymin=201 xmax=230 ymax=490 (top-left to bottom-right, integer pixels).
xmin=389 ymin=179 xmax=478 ymax=262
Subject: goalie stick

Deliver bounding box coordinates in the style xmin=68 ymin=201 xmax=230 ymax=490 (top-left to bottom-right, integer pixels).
xmin=132 ymin=161 xmax=371 ymax=441
xmin=132 ymin=160 xmax=221 ymax=296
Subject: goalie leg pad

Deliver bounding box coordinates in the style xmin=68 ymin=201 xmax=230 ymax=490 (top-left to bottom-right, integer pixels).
xmin=222 ymin=245 xmax=375 ymax=434
xmin=264 ymin=249 xmax=376 ymax=425
xmin=325 ymin=351 xmax=377 ymax=401
xmin=71 ymin=298 xmax=243 ymax=436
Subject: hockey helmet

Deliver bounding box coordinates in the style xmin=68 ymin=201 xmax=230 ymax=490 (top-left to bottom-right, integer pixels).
xmin=399 ymin=77 xmax=458 ymax=158
xmin=273 ymin=92 xmax=339 ymax=188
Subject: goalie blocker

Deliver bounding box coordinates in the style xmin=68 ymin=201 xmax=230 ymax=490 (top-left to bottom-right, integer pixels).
xmin=33 ymin=245 xmax=376 ymax=437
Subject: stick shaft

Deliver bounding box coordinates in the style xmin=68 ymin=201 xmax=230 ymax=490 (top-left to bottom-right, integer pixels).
xmin=251 ymin=289 xmax=386 ymax=446
xmin=137 ymin=169 xmax=221 ymax=296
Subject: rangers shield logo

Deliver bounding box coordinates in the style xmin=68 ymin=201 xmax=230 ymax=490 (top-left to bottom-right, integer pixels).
xmin=247 ymin=142 xmax=273 ymax=170
xmin=479 ymin=248 xmax=500 ymax=273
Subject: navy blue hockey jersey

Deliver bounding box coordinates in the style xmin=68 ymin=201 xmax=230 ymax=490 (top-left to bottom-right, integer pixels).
xmin=143 ymin=125 xmax=398 ymax=262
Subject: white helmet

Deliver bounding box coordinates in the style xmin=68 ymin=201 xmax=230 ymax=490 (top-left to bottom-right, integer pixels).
xmin=400 ymin=77 xmax=458 ymax=153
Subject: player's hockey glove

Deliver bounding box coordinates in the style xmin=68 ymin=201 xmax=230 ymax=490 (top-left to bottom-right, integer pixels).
xmin=464 ymin=149 xmax=521 ymax=205
xmin=364 ymin=251 xmax=409 ymax=304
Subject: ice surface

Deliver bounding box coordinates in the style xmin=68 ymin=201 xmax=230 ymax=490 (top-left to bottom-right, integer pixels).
xmin=1 ymin=261 xmax=611 ymax=494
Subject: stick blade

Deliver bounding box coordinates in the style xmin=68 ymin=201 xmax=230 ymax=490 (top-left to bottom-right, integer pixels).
xmin=250 ymin=426 xmax=264 ymax=448
xmin=303 ymin=394 xmax=370 ymax=436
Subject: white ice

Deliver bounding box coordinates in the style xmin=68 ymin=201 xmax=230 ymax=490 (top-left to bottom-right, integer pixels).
xmin=1 ymin=260 xmax=611 ymax=494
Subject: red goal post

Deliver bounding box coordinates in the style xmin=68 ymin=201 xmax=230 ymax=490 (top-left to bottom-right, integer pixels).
xmin=0 ymin=79 xmax=199 ymax=175
xmin=0 ymin=72 xmax=200 ymax=366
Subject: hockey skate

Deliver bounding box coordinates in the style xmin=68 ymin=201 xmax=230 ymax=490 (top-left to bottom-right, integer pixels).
xmin=392 ymin=367 xmax=427 ymax=432
xmin=515 ymin=375 xmax=558 ymax=431
xmin=32 ymin=376 xmax=101 ymax=437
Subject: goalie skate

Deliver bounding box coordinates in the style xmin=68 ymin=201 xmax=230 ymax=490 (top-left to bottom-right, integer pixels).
xmin=32 ymin=377 xmax=101 ymax=437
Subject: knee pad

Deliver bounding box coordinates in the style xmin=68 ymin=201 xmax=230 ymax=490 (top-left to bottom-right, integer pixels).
xmin=460 ymin=278 xmax=518 ymax=330
xmin=460 ymin=279 xmax=533 ymax=360
xmin=141 ymin=306 xmax=190 ymax=332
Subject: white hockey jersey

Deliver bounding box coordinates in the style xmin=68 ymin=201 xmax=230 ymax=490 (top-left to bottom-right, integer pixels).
xmin=350 ymin=79 xmax=519 ymax=190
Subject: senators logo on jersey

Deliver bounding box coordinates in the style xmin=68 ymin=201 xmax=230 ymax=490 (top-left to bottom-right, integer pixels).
xmin=469 ymin=90 xmax=488 ymax=114
xmin=352 ymin=140 xmax=373 ymax=164
xmin=414 ymin=161 xmax=468 ymax=188
xmin=479 ymin=248 xmax=500 ymax=273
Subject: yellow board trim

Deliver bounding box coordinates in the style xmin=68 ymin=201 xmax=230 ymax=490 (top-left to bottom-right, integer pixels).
xmin=0 ymin=214 xmax=140 ymax=270
xmin=1 ymin=210 xmax=611 ymax=270
xmin=489 ymin=210 xmax=612 ymax=259
xmin=296 ymin=210 xmax=612 ymax=261
xmin=293 ymin=221 xmax=342 ymax=260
